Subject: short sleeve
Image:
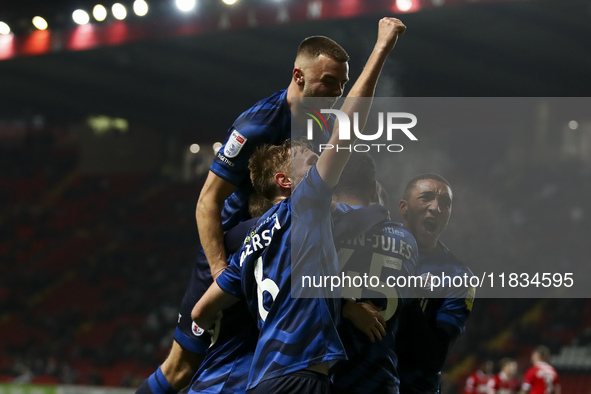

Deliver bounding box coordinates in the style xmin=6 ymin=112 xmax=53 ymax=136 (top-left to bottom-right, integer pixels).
xmin=216 ymin=253 xmax=244 ymax=299
xmin=211 ymin=125 xmax=269 ymax=187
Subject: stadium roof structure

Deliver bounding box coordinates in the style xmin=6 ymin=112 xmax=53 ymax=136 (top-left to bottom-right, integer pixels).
xmin=0 ymin=0 xmax=589 ymax=137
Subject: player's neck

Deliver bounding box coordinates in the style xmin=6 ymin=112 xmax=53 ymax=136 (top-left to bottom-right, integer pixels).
xmin=334 ymin=195 xmax=368 ymax=207
xmin=419 ymin=241 xmax=444 ymax=254
xmin=273 ymin=195 xmax=288 ymax=205
xmin=286 ymin=80 xmax=302 ymax=108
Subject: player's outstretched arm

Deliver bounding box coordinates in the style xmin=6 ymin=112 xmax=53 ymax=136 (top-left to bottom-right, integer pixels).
xmin=316 ymin=17 xmax=406 ymax=189
xmin=196 ymin=171 xmax=237 ymax=278
xmin=192 ymin=281 xmax=240 ymax=330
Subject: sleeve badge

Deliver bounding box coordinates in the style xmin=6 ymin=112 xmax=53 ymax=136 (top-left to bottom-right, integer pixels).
xmin=223 ymin=129 xmax=247 ymax=158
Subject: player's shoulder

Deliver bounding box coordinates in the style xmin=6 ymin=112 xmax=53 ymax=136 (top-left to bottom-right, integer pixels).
xmin=234 ymin=89 xmax=289 ymax=128
xmin=423 ymin=241 xmax=473 ymax=276
xmin=385 ymin=220 xmax=415 ymax=238
xmin=524 ymin=364 xmax=538 ymax=376
xmin=377 ymin=220 xmax=418 ymax=247
xmin=254 ymin=199 xmax=289 ymax=229
xmin=224 ymin=217 xmax=260 ymax=253
xmin=293 ymin=165 xmax=331 ymax=202
xmin=250 ymin=89 xmax=287 ymax=108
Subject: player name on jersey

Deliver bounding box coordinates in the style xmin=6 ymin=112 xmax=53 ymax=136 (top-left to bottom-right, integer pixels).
xmin=239 ymin=213 xmax=282 ymax=265
xmin=345 ymin=231 xmax=413 ymax=259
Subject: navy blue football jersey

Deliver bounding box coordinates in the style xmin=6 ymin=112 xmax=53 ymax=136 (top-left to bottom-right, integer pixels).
xmin=217 ymin=165 xmax=346 ymax=390
xmin=330 ymin=204 xmax=419 ymax=394
xmin=211 ymin=89 xmax=292 ymax=231
xmin=396 ymin=242 xmax=474 ymax=394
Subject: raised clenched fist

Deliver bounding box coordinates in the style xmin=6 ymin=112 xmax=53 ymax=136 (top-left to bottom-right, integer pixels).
xmin=376 ymin=17 xmax=406 ymax=52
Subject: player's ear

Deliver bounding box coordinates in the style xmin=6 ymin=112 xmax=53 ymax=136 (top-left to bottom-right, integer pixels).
xmin=398 ymin=199 xmax=408 ymax=216
xmin=275 ymin=172 xmax=292 ymax=190
xmin=293 ymin=68 xmax=305 ymax=86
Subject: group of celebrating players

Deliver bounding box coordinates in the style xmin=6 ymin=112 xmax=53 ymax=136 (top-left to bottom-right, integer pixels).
xmin=465 ymin=346 xmax=560 ymax=394
xmin=129 ymin=16 xmax=544 ymax=394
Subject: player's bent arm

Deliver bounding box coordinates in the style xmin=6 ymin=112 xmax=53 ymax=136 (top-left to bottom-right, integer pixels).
xmin=191 ymin=281 xmax=240 ymax=331
xmin=317 ymin=17 xmax=406 ymax=188
xmin=196 ymin=171 xmax=237 ymax=277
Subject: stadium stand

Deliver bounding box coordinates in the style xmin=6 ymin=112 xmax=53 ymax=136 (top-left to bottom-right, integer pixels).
xmin=1 ymin=123 xmax=200 ymax=387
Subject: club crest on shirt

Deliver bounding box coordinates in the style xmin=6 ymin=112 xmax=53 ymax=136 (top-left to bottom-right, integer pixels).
xmin=192 ymin=321 xmax=205 ymax=336
xmin=418 ymin=272 xmax=434 ymax=290
xmin=224 ymin=129 xmax=247 ymax=158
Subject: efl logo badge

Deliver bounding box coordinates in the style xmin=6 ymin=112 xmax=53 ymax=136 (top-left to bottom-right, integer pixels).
xmin=192 ymin=322 xmax=204 ymax=336
xmin=223 ymin=129 xmax=247 ymax=158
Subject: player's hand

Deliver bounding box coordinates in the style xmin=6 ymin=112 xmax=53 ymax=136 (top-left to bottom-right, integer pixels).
xmin=376 ymin=17 xmax=406 ymax=53
xmin=343 ymin=300 xmax=387 ymax=343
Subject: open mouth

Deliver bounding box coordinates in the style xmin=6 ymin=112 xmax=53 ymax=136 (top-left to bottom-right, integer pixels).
xmin=423 ymin=218 xmax=438 ymax=233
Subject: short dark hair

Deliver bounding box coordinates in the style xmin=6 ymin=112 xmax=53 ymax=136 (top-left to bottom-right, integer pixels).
xmin=334 ymin=152 xmax=376 ymax=205
xmin=402 ymin=173 xmax=452 ymax=200
xmin=297 ymin=36 xmax=350 ymax=63
xmin=249 ymin=140 xmax=291 ymax=201
xmin=534 ymin=345 xmax=551 ymax=362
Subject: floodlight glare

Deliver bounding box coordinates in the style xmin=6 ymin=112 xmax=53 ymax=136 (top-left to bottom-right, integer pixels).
xmin=190 ymin=144 xmax=201 ymax=153
xmin=93 ymin=4 xmax=108 ymax=21
xmin=73 ymin=10 xmax=91 ymax=25
xmin=134 ymin=0 xmax=149 ymax=16
xmin=396 ymin=0 xmax=412 ymax=12
xmin=176 ymin=0 xmax=197 ymax=12
xmin=222 ymin=0 xmax=238 ymax=4
xmin=32 ymin=16 xmax=48 ymax=31
xmin=112 ymin=3 xmax=127 ymax=20
xmin=213 ymin=142 xmax=222 ymax=152
xmin=0 ymin=22 xmax=10 ymax=35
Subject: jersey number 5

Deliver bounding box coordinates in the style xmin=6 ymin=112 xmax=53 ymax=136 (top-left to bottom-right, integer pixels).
xmin=338 ymin=248 xmax=399 ymax=321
